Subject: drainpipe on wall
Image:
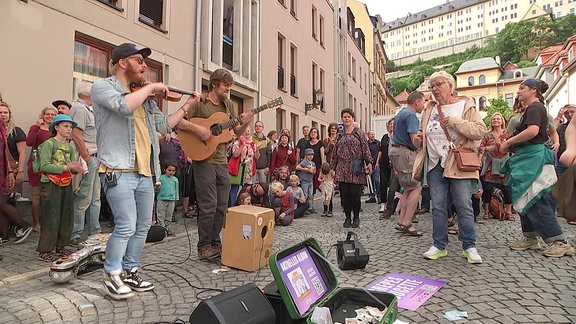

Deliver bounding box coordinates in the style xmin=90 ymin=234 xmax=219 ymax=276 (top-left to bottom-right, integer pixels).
xmin=257 ymin=0 xmax=262 ymax=120
xmin=194 ymin=0 xmax=202 ymax=90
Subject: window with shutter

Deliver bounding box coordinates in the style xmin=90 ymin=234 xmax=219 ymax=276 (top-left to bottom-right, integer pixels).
xmin=139 ymin=0 xmax=164 ymax=29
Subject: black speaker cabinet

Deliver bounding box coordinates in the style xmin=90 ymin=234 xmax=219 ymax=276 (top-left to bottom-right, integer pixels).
xmin=189 ymin=283 xmax=276 ymax=324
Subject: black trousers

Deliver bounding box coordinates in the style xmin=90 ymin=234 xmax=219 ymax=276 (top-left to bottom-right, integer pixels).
xmin=339 ymin=182 xmax=363 ymax=219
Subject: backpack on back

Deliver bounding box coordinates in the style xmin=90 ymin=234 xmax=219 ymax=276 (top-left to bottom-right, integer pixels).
xmin=489 ymin=188 xmax=505 ymax=221
xmin=32 ymin=138 xmax=58 ymax=173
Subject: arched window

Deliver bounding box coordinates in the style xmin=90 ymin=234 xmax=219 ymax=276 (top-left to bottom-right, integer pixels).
xmin=479 ymin=74 xmax=486 ymax=85
xmin=468 ymin=76 xmax=475 ymax=86
xmin=479 ymin=96 xmax=487 ymax=110
xmin=513 ymin=70 xmax=522 ymax=78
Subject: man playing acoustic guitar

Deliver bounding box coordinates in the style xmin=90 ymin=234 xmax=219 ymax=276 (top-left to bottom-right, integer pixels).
xmin=178 ymin=68 xmax=254 ymax=261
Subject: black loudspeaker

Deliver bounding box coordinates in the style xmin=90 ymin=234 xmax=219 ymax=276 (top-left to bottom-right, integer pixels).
xmin=189 ymin=283 xmax=276 ymax=324
xmin=336 ymin=231 xmax=370 ymax=270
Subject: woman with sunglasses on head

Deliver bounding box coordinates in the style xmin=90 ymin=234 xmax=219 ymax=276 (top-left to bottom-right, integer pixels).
xmin=415 ymin=71 xmax=487 ymax=264
xmin=501 ymin=79 xmax=574 ymax=258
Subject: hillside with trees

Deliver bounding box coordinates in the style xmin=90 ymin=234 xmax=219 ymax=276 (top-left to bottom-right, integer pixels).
xmin=387 ymin=14 xmax=576 ymax=97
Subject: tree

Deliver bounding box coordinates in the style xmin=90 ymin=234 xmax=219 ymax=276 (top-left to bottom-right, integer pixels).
xmin=483 ymin=96 xmax=512 ymax=126
xmin=386 ymin=60 xmax=397 ymax=73
xmin=535 ymin=14 xmax=576 ymax=47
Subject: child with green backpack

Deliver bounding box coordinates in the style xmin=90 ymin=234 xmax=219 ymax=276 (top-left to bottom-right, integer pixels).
xmin=36 ymin=115 xmax=85 ymax=262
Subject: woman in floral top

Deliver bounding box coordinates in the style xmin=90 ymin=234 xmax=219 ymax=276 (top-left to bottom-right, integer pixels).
xmin=228 ymin=127 xmax=259 ymax=206
xmin=330 ymin=109 xmax=372 ymax=228
xmin=478 ymin=112 xmax=513 ymax=220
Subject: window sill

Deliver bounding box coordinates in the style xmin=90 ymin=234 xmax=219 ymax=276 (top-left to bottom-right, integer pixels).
xmin=278 ymin=88 xmax=288 ymax=93
xmin=97 ymin=0 xmax=124 ymax=12
xmin=290 ymin=94 xmax=298 ymax=99
xmin=138 ymin=18 xmax=168 ymax=34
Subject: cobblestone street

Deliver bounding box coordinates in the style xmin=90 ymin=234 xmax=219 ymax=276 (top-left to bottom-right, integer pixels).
xmin=0 ymin=196 xmax=575 ymax=323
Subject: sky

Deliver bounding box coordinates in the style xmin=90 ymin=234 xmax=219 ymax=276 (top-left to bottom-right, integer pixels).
xmin=361 ymin=0 xmax=449 ymax=23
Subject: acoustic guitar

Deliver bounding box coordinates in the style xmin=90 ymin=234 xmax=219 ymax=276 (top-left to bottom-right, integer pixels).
xmin=179 ymin=97 xmax=283 ymax=161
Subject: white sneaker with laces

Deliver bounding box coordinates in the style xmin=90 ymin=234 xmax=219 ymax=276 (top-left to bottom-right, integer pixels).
xmin=423 ymin=246 xmax=448 ymax=260
xmin=463 ymin=247 xmax=483 ymax=264
xmin=379 ymin=203 xmax=385 ymax=213
xmin=14 ymin=227 xmax=33 ymax=244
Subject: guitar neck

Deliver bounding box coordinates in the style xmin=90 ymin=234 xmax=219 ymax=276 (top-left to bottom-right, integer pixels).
xmin=219 ymin=100 xmax=277 ymax=129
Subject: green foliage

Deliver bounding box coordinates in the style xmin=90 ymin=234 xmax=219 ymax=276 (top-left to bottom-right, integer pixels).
xmin=516 ymin=60 xmax=537 ymax=68
xmin=534 ymin=14 xmax=576 ymax=47
xmin=386 ymin=60 xmax=397 ymax=72
xmin=483 ymin=96 xmax=512 ymax=126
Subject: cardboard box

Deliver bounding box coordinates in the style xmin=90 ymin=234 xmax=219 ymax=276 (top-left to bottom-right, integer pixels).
xmin=269 ymin=238 xmax=398 ymax=324
xmin=222 ymin=205 xmax=275 ymax=272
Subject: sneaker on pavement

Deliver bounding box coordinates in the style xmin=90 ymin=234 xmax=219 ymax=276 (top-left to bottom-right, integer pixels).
xmin=122 ymin=267 xmax=154 ymax=292
xmin=104 ymin=270 xmax=136 ymax=300
xmin=70 ymin=237 xmax=83 ymax=246
xmin=0 ymin=237 xmax=9 ymax=245
xmin=423 ymin=246 xmax=448 ymax=260
xmin=198 ymin=245 xmax=220 ymax=261
xmin=13 ymin=227 xmax=33 ymax=244
xmin=509 ymin=237 xmax=540 ymax=251
xmin=327 ymin=211 xmax=333 ymax=217
xmin=320 ymin=211 xmax=328 ymax=217
xmin=379 ymin=203 xmax=386 ymax=213
xmin=463 ymin=247 xmax=483 ymax=264
xmin=542 ymin=241 xmax=575 ymax=258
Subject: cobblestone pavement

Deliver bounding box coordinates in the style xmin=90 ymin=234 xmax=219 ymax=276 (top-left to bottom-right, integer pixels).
xmin=0 ymin=196 xmax=575 ymax=323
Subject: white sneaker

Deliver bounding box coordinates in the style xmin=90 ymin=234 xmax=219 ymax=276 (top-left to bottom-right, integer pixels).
xmin=103 ymin=271 xmax=135 ymax=300
xmin=379 ymin=203 xmax=385 ymax=213
xmin=423 ymin=246 xmax=448 ymax=260
xmin=463 ymin=247 xmax=483 ymax=264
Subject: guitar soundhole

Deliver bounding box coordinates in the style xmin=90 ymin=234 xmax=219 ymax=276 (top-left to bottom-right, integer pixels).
xmin=210 ymin=124 xmax=223 ymax=136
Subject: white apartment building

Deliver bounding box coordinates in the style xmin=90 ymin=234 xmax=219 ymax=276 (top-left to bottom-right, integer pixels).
xmin=382 ymin=0 xmax=576 ymax=65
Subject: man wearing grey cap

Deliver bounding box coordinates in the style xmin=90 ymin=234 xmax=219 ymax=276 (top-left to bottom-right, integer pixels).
xmin=91 ymin=43 xmax=201 ymax=300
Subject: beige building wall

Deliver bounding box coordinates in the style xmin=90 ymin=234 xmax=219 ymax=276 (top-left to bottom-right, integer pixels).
xmin=347 ymin=35 xmax=371 ymax=132
xmin=260 ymin=0 xmax=336 ymax=140
xmin=1 ymin=0 xmax=200 ymax=130
xmin=382 ymin=0 xmax=574 ymax=65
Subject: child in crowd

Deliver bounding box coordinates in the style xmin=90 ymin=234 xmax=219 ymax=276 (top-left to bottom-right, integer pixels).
xmin=318 ymin=162 xmax=335 ymax=217
xmin=295 ymin=148 xmax=316 ymax=214
xmin=36 ymin=115 xmax=85 ymax=262
xmin=156 ymin=162 xmax=179 ymax=237
xmin=286 ymin=174 xmax=310 ymax=218
xmin=270 ymin=181 xmax=295 ymax=226
xmin=237 ymin=192 xmax=252 ymax=206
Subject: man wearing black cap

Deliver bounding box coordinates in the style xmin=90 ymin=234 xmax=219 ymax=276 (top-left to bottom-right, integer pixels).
xmin=52 ymin=100 xmax=72 ymax=115
xmin=91 ymin=43 xmax=201 ymax=300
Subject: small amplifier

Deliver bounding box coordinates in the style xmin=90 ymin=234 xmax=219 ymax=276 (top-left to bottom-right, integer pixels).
xmin=336 ymin=231 xmax=369 ymax=270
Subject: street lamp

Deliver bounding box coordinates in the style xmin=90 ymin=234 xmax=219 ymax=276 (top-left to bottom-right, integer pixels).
xmin=305 ymin=89 xmax=324 ymax=115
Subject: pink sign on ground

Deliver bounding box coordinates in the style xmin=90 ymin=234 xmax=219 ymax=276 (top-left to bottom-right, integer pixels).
xmin=366 ymin=273 xmax=445 ymax=311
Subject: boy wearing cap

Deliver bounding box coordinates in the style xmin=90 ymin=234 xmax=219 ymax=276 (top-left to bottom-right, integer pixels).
xmin=36 ymin=115 xmax=85 ymax=262
xmin=296 ymin=148 xmax=316 ymax=214
xmin=91 ymin=43 xmax=201 ymax=299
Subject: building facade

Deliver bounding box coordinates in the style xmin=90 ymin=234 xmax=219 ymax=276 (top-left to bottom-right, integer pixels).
xmin=381 ymin=0 xmax=574 ymax=65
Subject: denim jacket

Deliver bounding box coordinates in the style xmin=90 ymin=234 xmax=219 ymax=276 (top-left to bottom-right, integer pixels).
xmin=92 ymin=76 xmax=169 ymax=178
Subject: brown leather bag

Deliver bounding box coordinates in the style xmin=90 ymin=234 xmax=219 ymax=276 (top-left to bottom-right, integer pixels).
xmin=454 ymin=149 xmax=482 ymax=172
xmin=489 ymin=195 xmax=506 ymax=220
xmin=436 ymin=104 xmax=481 ymax=172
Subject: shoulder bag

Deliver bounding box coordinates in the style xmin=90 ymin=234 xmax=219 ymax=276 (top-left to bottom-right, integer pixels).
xmin=437 ymin=105 xmax=481 ymax=172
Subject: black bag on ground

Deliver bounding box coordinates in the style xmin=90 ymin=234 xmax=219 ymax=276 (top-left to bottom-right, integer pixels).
xmin=147 ymin=225 xmax=168 ymax=242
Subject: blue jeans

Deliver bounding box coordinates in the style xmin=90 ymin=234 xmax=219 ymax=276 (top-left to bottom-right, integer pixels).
xmin=294 ymin=201 xmax=311 ymax=218
xmin=370 ymin=166 xmax=380 ymax=198
xmin=101 ymin=172 xmax=154 ymax=273
xmin=520 ymin=191 xmax=565 ymax=242
xmin=72 ymin=157 xmax=102 ymax=239
xmin=301 ymin=181 xmax=314 ymax=211
xmin=428 ymin=164 xmax=477 ymax=250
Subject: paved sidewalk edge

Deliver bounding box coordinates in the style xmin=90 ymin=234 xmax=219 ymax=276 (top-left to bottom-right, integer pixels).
xmin=0 ymin=230 xmax=193 ymax=288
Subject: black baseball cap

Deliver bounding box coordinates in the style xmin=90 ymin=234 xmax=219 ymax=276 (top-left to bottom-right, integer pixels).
xmin=111 ymin=43 xmax=152 ymax=65
xmin=52 ymin=100 xmax=71 ymax=109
